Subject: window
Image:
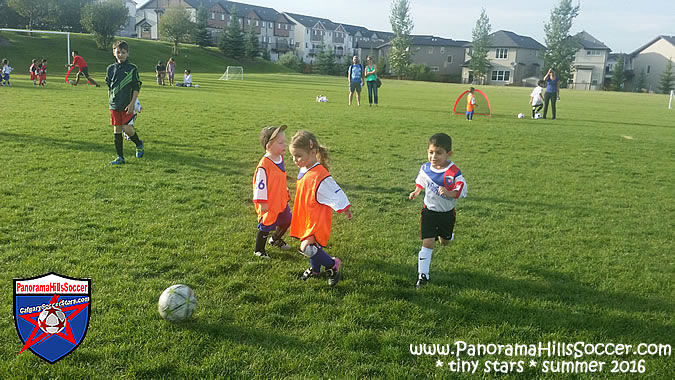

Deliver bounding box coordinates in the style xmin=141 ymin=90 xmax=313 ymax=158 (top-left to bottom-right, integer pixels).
xmin=440 ymin=47 xmax=445 ymax=54
xmin=284 ymin=24 xmax=288 ymax=30
xmin=277 ymin=23 xmax=281 ymax=29
xmin=430 ymin=66 xmax=439 ymax=72
xmin=211 ymin=12 xmax=215 ymax=20
xmin=255 ymin=20 xmax=259 ymax=26
xmin=496 ymin=48 xmax=508 ymax=59
xmin=491 ymin=70 xmax=511 ymax=81
xmin=446 ymin=55 xmax=453 ymax=63
xmin=428 ymin=47 xmax=434 ymax=54
xmin=647 ymin=65 xmax=651 ymax=73
xmin=247 ymin=19 xmax=250 ymax=25
xmin=592 ymin=79 xmax=598 ymax=85
xmin=221 ymin=14 xmax=224 ymax=21
xmin=586 ymin=50 xmax=602 ymax=56
xmin=305 ymin=42 xmax=308 ymax=48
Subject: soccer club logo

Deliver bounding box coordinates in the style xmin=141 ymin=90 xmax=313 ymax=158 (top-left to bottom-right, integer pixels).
xmin=14 ymin=273 xmax=91 ymax=363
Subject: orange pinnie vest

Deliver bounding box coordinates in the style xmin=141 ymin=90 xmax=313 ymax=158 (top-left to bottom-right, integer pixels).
xmin=466 ymin=93 xmax=475 ymax=112
xmin=290 ymin=164 xmax=333 ymax=246
xmin=253 ymin=156 xmax=290 ymax=225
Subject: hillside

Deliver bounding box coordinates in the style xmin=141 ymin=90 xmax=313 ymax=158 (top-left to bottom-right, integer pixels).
xmin=0 ymin=31 xmax=292 ymax=75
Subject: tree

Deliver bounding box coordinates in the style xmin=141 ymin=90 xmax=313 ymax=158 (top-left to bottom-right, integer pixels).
xmin=194 ymin=5 xmax=210 ymax=47
xmin=543 ymin=0 xmax=580 ymax=87
xmin=45 ymin=0 xmax=94 ymax=32
xmin=0 ymin=0 xmax=27 ymax=29
xmin=159 ymin=7 xmax=195 ymax=55
xmin=660 ymin=58 xmax=674 ymax=94
xmin=219 ymin=6 xmax=244 ymax=59
xmin=277 ymin=52 xmax=303 ymax=72
xmin=7 ymin=0 xmax=49 ymax=31
xmin=388 ymin=0 xmax=413 ymax=78
xmin=244 ymin=25 xmax=259 ymax=59
xmin=610 ymin=56 xmax=625 ymax=91
xmin=469 ymin=8 xmax=491 ymax=84
xmin=634 ymin=69 xmax=647 ymax=92
xmin=80 ymin=0 xmax=127 ymax=49
xmin=315 ymin=45 xmax=337 ymax=75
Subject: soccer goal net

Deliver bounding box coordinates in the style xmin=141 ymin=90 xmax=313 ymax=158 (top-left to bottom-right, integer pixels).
xmin=219 ymin=66 xmax=243 ymax=80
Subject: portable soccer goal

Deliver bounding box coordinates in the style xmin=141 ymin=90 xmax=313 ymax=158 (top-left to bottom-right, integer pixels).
xmin=452 ymin=88 xmax=492 ymax=117
xmin=219 ymin=66 xmax=244 ymax=80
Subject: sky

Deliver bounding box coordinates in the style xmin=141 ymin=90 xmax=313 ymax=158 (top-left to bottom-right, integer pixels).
xmin=136 ymin=0 xmax=674 ymax=53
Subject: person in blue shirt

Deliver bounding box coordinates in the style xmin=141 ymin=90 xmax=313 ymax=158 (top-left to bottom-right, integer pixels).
xmin=543 ymin=68 xmax=560 ymax=120
xmin=347 ymin=56 xmax=364 ymax=106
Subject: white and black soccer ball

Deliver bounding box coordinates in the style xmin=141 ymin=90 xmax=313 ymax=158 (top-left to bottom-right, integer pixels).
xmin=38 ymin=306 xmax=67 ymax=334
xmin=158 ymin=284 xmax=197 ymax=322
xmin=68 ymin=80 xmax=75 ymax=85
xmin=194 ymin=84 xmax=199 ymax=88
xmin=517 ymin=113 xmax=524 ymax=119
xmin=534 ymin=113 xmax=542 ymax=119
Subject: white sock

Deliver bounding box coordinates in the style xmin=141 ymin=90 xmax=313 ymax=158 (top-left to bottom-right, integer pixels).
xmin=418 ymin=247 xmax=433 ymax=278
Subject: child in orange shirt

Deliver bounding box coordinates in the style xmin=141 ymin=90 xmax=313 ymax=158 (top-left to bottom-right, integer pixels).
xmin=252 ymin=125 xmax=293 ymax=258
xmin=289 ymin=130 xmax=353 ymax=287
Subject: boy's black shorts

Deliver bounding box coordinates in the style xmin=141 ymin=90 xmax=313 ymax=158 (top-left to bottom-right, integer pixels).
xmin=420 ymin=207 xmax=456 ymax=240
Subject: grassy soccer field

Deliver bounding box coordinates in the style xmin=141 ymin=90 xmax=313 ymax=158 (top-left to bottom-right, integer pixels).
xmin=1 ymin=68 xmax=673 ymax=378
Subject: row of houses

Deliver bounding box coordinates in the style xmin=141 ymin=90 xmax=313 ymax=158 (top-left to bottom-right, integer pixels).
xmin=124 ymin=0 xmax=674 ymax=91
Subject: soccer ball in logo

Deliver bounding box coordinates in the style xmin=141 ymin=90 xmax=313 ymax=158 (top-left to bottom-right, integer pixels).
xmin=534 ymin=113 xmax=542 ymax=119
xmin=158 ymin=284 xmax=197 ymax=322
xmin=517 ymin=113 xmax=524 ymax=119
xmin=38 ymin=307 xmax=67 ymax=334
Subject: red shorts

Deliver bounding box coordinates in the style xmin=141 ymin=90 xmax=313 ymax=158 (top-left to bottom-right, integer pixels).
xmin=110 ymin=109 xmax=135 ymax=126
xmin=30 ymin=73 xmax=37 ymax=80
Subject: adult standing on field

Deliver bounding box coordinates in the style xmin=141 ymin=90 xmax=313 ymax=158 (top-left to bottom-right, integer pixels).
xmin=542 ymin=68 xmax=560 ymax=120
xmin=67 ymin=51 xmax=100 ymax=87
xmin=348 ymin=55 xmax=364 ymax=106
xmin=365 ymin=56 xmax=379 ymax=106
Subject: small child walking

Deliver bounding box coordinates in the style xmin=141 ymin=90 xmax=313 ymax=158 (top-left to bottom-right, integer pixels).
xmin=466 ymin=87 xmax=476 ymax=121
xmin=39 ymin=59 xmax=48 ymax=86
xmin=530 ymin=80 xmax=545 ymax=118
xmin=252 ymin=125 xmax=293 ymax=259
xmin=289 ymin=130 xmax=353 ymax=287
xmin=2 ymin=59 xmax=13 ymax=86
xmin=409 ymin=133 xmax=467 ymax=289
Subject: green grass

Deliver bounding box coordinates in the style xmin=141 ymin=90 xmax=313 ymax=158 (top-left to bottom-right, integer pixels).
xmin=1 ymin=69 xmax=673 ymax=379
xmin=0 ymin=31 xmax=292 ymax=75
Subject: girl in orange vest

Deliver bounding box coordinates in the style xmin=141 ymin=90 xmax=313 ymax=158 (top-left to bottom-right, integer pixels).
xmin=289 ymin=130 xmax=353 ymax=287
xmin=252 ymin=125 xmax=292 ymax=258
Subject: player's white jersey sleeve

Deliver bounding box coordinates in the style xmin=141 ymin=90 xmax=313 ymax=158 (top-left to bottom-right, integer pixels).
xmin=317 ymin=176 xmax=350 ymax=212
xmin=252 ymin=167 xmax=268 ymax=202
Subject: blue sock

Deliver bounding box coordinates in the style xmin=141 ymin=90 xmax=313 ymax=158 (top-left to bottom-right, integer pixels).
xmin=314 ymin=246 xmax=335 ymax=269
xmin=309 ymin=257 xmax=321 ymax=273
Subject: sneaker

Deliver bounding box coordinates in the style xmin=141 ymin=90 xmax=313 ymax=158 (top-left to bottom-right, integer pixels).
xmin=268 ymin=236 xmax=291 ymax=250
xmin=253 ymin=251 xmax=270 ymax=259
xmin=326 ymin=257 xmax=341 ymax=287
xmin=300 ymin=268 xmax=320 ymax=280
xmin=109 ymin=156 xmax=125 ymax=165
xmin=136 ymin=141 xmax=144 ymax=158
xmin=416 ymin=274 xmax=429 ymax=289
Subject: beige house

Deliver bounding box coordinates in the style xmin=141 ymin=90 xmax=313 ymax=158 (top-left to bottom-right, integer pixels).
xmin=631 ymin=35 xmax=675 ymax=93
xmin=284 ymin=13 xmax=353 ymax=64
xmin=462 ymin=30 xmax=545 ymax=85
xmin=136 ymin=0 xmax=294 ymax=61
xmin=571 ymin=31 xmax=611 ymax=90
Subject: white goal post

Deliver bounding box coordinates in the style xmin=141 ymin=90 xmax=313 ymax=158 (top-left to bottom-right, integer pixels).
xmin=0 ymin=28 xmax=71 ymax=66
xmin=669 ymin=90 xmax=673 ymax=110
xmin=219 ymin=66 xmax=243 ymax=80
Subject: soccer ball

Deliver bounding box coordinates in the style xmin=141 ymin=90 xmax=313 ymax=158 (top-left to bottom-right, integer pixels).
xmin=517 ymin=113 xmax=524 ymax=119
xmin=534 ymin=113 xmax=542 ymax=119
xmin=158 ymin=284 xmax=197 ymax=322
xmin=68 ymin=80 xmax=75 ymax=85
xmin=194 ymin=84 xmax=199 ymax=88
xmin=38 ymin=306 xmax=67 ymax=334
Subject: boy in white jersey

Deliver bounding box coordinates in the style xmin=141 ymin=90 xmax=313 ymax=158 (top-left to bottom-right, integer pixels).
xmin=409 ymin=133 xmax=467 ymax=289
